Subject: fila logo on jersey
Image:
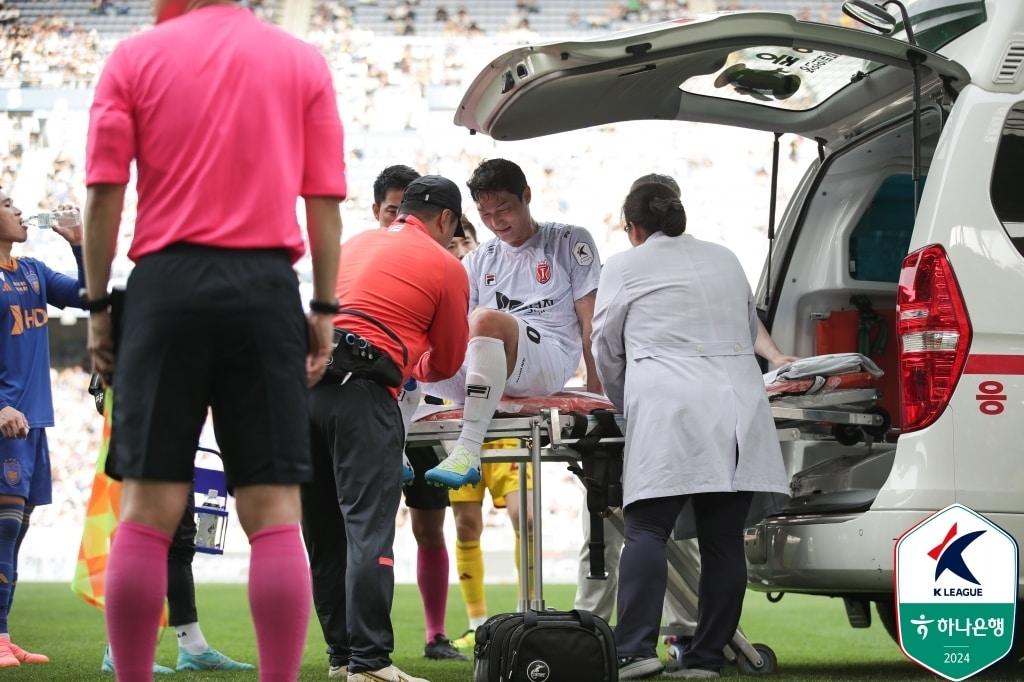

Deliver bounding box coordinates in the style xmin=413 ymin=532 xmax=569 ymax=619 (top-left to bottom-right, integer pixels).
xmin=466 ymin=384 xmax=491 ymax=399
xmin=484 ymin=273 xmax=496 ymax=286
xmin=573 ymin=242 xmax=594 ymax=266
xmin=535 ymin=261 xmax=551 ymax=284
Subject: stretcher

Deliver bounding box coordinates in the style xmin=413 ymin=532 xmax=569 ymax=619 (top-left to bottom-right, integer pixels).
xmin=406 ymin=386 xmax=887 ymax=674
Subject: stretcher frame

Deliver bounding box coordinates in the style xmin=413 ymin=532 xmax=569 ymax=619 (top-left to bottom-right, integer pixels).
xmin=407 ymin=402 xmax=883 ymax=673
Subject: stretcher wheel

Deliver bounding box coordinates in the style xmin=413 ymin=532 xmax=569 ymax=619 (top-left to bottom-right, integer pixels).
xmin=864 ymin=407 xmax=892 ymax=439
xmin=736 ymin=643 xmax=777 ymax=675
xmin=831 ymin=423 xmax=862 ymax=446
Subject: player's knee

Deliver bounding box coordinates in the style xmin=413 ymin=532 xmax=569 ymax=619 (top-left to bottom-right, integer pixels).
xmin=455 ymin=515 xmax=483 ymax=543
xmin=411 ymin=517 xmax=446 ymax=548
xmin=235 ymin=484 xmax=302 ymax=537
xmin=469 ymin=308 xmax=514 ymax=341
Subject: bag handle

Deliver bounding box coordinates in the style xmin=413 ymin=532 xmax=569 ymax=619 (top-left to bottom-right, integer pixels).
xmin=336 ymin=307 xmax=409 ymax=366
xmin=573 ymin=609 xmax=596 ymax=631
xmin=523 ymin=609 xmax=596 ymax=631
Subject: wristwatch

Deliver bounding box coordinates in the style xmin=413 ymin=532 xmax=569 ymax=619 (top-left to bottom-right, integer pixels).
xmin=79 ymin=288 xmax=112 ymax=313
xmin=309 ymin=299 xmax=340 ymax=315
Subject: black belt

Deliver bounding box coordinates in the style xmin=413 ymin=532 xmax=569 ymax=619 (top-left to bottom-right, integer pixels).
xmin=324 ymin=328 xmax=403 ymax=388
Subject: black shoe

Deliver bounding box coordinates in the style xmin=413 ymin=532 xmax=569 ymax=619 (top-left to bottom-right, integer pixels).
xmin=618 ymin=656 xmax=664 ymax=679
xmin=424 ymin=634 xmax=468 ymax=661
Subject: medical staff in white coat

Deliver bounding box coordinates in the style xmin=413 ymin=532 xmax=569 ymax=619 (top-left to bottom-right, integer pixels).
xmin=592 ymin=182 xmax=789 ymax=680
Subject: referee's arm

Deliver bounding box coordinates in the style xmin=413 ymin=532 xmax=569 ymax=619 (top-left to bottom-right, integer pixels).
xmin=83 ymin=184 xmax=125 ymax=303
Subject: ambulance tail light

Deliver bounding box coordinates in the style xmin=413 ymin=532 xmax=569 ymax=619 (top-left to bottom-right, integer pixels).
xmin=897 ymin=245 xmax=972 ymax=432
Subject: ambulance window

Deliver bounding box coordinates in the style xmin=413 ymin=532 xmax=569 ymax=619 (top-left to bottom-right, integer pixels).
xmin=991 ymin=102 xmax=1024 ymax=258
xmin=848 ymin=175 xmax=916 ymax=282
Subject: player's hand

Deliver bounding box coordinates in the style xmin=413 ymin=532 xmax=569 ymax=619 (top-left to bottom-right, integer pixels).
xmin=0 ymin=406 xmax=29 ymax=439
xmin=306 ymin=312 xmax=333 ymax=387
xmin=50 ymin=203 xmax=82 ymax=246
xmin=88 ymin=311 xmax=115 ymax=387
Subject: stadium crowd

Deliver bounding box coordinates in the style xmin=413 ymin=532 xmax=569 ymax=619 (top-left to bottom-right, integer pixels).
xmin=1 ymin=0 xmax=833 ymax=669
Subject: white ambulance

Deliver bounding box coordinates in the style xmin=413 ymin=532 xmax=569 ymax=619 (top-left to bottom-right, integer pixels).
xmin=453 ymin=0 xmax=1024 ymax=658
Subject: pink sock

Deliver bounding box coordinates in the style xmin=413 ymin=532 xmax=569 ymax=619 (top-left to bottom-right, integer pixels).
xmin=249 ymin=524 xmax=311 ymax=681
xmin=105 ymin=521 xmax=172 ymax=682
xmin=418 ymin=546 xmax=449 ymax=641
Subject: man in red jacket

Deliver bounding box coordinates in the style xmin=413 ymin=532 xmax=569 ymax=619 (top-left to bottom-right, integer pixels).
xmin=301 ymin=175 xmax=469 ymax=682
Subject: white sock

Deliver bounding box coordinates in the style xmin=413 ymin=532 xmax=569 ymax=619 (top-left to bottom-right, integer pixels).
xmin=174 ymin=622 xmax=210 ymax=655
xmin=455 ymin=336 xmax=507 ymax=457
xmin=397 ymin=380 xmax=423 ymax=438
xmin=469 ymin=615 xmax=488 ymax=630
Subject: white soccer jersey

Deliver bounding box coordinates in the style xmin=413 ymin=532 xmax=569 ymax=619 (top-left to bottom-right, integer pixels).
xmin=463 ymin=222 xmax=602 ymax=362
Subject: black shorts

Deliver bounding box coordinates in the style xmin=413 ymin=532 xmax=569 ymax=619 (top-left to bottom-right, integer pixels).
xmin=402 ymin=445 xmax=448 ymax=510
xmin=108 ymin=243 xmax=311 ymax=488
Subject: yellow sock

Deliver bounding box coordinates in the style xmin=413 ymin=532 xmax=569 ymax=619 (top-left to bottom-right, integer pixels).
xmin=513 ymin=532 xmax=536 ymax=601
xmin=456 ymin=539 xmax=487 ymax=625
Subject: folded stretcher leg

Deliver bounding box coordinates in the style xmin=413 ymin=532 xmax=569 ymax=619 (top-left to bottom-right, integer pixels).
xmin=397 ymin=380 xmax=422 ymax=484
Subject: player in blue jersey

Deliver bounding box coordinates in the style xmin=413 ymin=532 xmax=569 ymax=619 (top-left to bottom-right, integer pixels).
xmin=0 ymin=189 xmax=85 ymax=667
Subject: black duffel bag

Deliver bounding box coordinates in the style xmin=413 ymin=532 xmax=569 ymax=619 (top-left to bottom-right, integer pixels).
xmin=474 ymin=608 xmax=617 ymax=682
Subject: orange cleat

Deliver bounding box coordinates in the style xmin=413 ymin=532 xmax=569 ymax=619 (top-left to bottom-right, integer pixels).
xmin=9 ymin=641 xmax=49 ymax=664
xmin=0 ymin=639 xmax=21 ymax=667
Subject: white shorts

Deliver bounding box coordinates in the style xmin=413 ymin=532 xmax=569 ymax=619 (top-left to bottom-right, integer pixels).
xmin=423 ymin=317 xmax=574 ymax=403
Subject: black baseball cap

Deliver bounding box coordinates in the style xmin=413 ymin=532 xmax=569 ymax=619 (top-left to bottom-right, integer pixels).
xmin=401 ymin=175 xmax=465 ymax=237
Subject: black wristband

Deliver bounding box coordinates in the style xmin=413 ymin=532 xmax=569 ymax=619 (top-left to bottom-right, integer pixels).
xmin=309 ymin=299 xmax=339 ymax=315
xmin=80 ymin=289 xmax=112 ymax=313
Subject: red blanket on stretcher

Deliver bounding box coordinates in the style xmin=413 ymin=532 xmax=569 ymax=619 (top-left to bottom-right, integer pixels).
xmin=764 ymin=371 xmax=878 ymax=398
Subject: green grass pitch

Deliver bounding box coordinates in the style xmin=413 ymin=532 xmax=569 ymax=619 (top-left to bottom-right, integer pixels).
xmin=5 ymin=583 xmax=1015 ymax=680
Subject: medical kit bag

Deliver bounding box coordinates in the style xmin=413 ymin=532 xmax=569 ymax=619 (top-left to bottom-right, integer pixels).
xmin=472 ymin=409 xmax=618 ymax=682
xmin=473 ymin=608 xmax=617 ymax=682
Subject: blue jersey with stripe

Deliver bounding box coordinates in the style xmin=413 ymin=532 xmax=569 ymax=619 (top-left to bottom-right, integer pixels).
xmin=0 ymin=247 xmax=85 ymax=428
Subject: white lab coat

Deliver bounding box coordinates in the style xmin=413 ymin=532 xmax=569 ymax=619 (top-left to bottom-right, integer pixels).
xmin=592 ymin=233 xmax=789 ymax=509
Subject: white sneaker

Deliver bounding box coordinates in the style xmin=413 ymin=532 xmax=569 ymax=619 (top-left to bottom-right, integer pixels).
xmin=328 ymin=663 xmax=347 ymax=678
xmin=424 ymin=444 xmax=481 ymax=489
xmin=347 ymin=664 xmax=429 ymax=682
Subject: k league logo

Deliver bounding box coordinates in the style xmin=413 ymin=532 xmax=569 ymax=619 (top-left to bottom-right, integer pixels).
xmin=895 ymin=504 xmax=1018 ymax=681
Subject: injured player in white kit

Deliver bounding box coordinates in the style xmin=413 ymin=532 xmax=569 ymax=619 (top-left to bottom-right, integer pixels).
xmin=421 ymin=158 xmax=603 ymax=488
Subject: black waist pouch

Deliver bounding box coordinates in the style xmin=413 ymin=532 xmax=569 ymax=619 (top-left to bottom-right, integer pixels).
xmin=325 ymin=328 xmax=403 ymax=388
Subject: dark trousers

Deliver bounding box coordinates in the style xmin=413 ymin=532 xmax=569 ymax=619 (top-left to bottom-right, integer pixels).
xmin=615 ymin=491 xmax=753 ymax=671
xmin=167 ymin=494 xmax=198 ymax=626
xmin=301 ymin=379 xmax=403 ymax=674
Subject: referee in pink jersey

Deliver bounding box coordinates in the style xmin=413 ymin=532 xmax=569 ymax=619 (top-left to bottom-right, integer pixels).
xmin=82 ymin=0 xmax=345 ymax=679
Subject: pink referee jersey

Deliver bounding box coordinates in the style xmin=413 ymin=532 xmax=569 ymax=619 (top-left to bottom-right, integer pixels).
xmin=86 ymin=4 xmax=346 ymax=263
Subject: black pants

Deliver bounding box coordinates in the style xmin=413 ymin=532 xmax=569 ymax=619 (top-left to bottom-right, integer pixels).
xmin=615 ymin=491 xmax=753 ymax=671
xmin=301 ymin=378 xmax=403 ymax=674
xmin=167 ymin=494 xmax=198 ymax=627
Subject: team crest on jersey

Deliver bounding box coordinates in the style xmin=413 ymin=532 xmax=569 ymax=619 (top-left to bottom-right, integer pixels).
xmin=484 ymin=273 xmax=496 ymax=286
xmin=1 ymin=282 xmax=11 ymax=293
xmin=25 ymin=271 xmax=39 ymax=294
xmin=535 ymin=261 xmax=551 ymax=284
xmin=2 ymin=459 xmax=20 ymax=487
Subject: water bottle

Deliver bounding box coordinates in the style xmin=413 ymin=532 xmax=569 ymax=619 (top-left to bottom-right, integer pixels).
xmin=194 ymin=488 xmax=229 ymax=555
xmin=26 ymin=207 xmax=81 ymax=229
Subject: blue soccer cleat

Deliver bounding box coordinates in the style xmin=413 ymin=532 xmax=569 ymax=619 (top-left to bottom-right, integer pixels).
xmin=101 ymin=646 xmax=175 ymax=675
xmin=424 ymin=444 xmax=481 ymax=489
xmin=402 ymin=452 xmax=415 ymax=485
xmin=176 ymin=648 xmax=255 ymax=671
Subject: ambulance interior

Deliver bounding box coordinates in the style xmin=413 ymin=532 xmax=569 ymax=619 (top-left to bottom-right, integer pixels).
xmin=762 ymin=111 xmax=941 ymax=516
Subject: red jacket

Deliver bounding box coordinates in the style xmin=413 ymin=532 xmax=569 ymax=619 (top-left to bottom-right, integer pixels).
xmin=333 ymin=215 xmax=469 ymax=395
